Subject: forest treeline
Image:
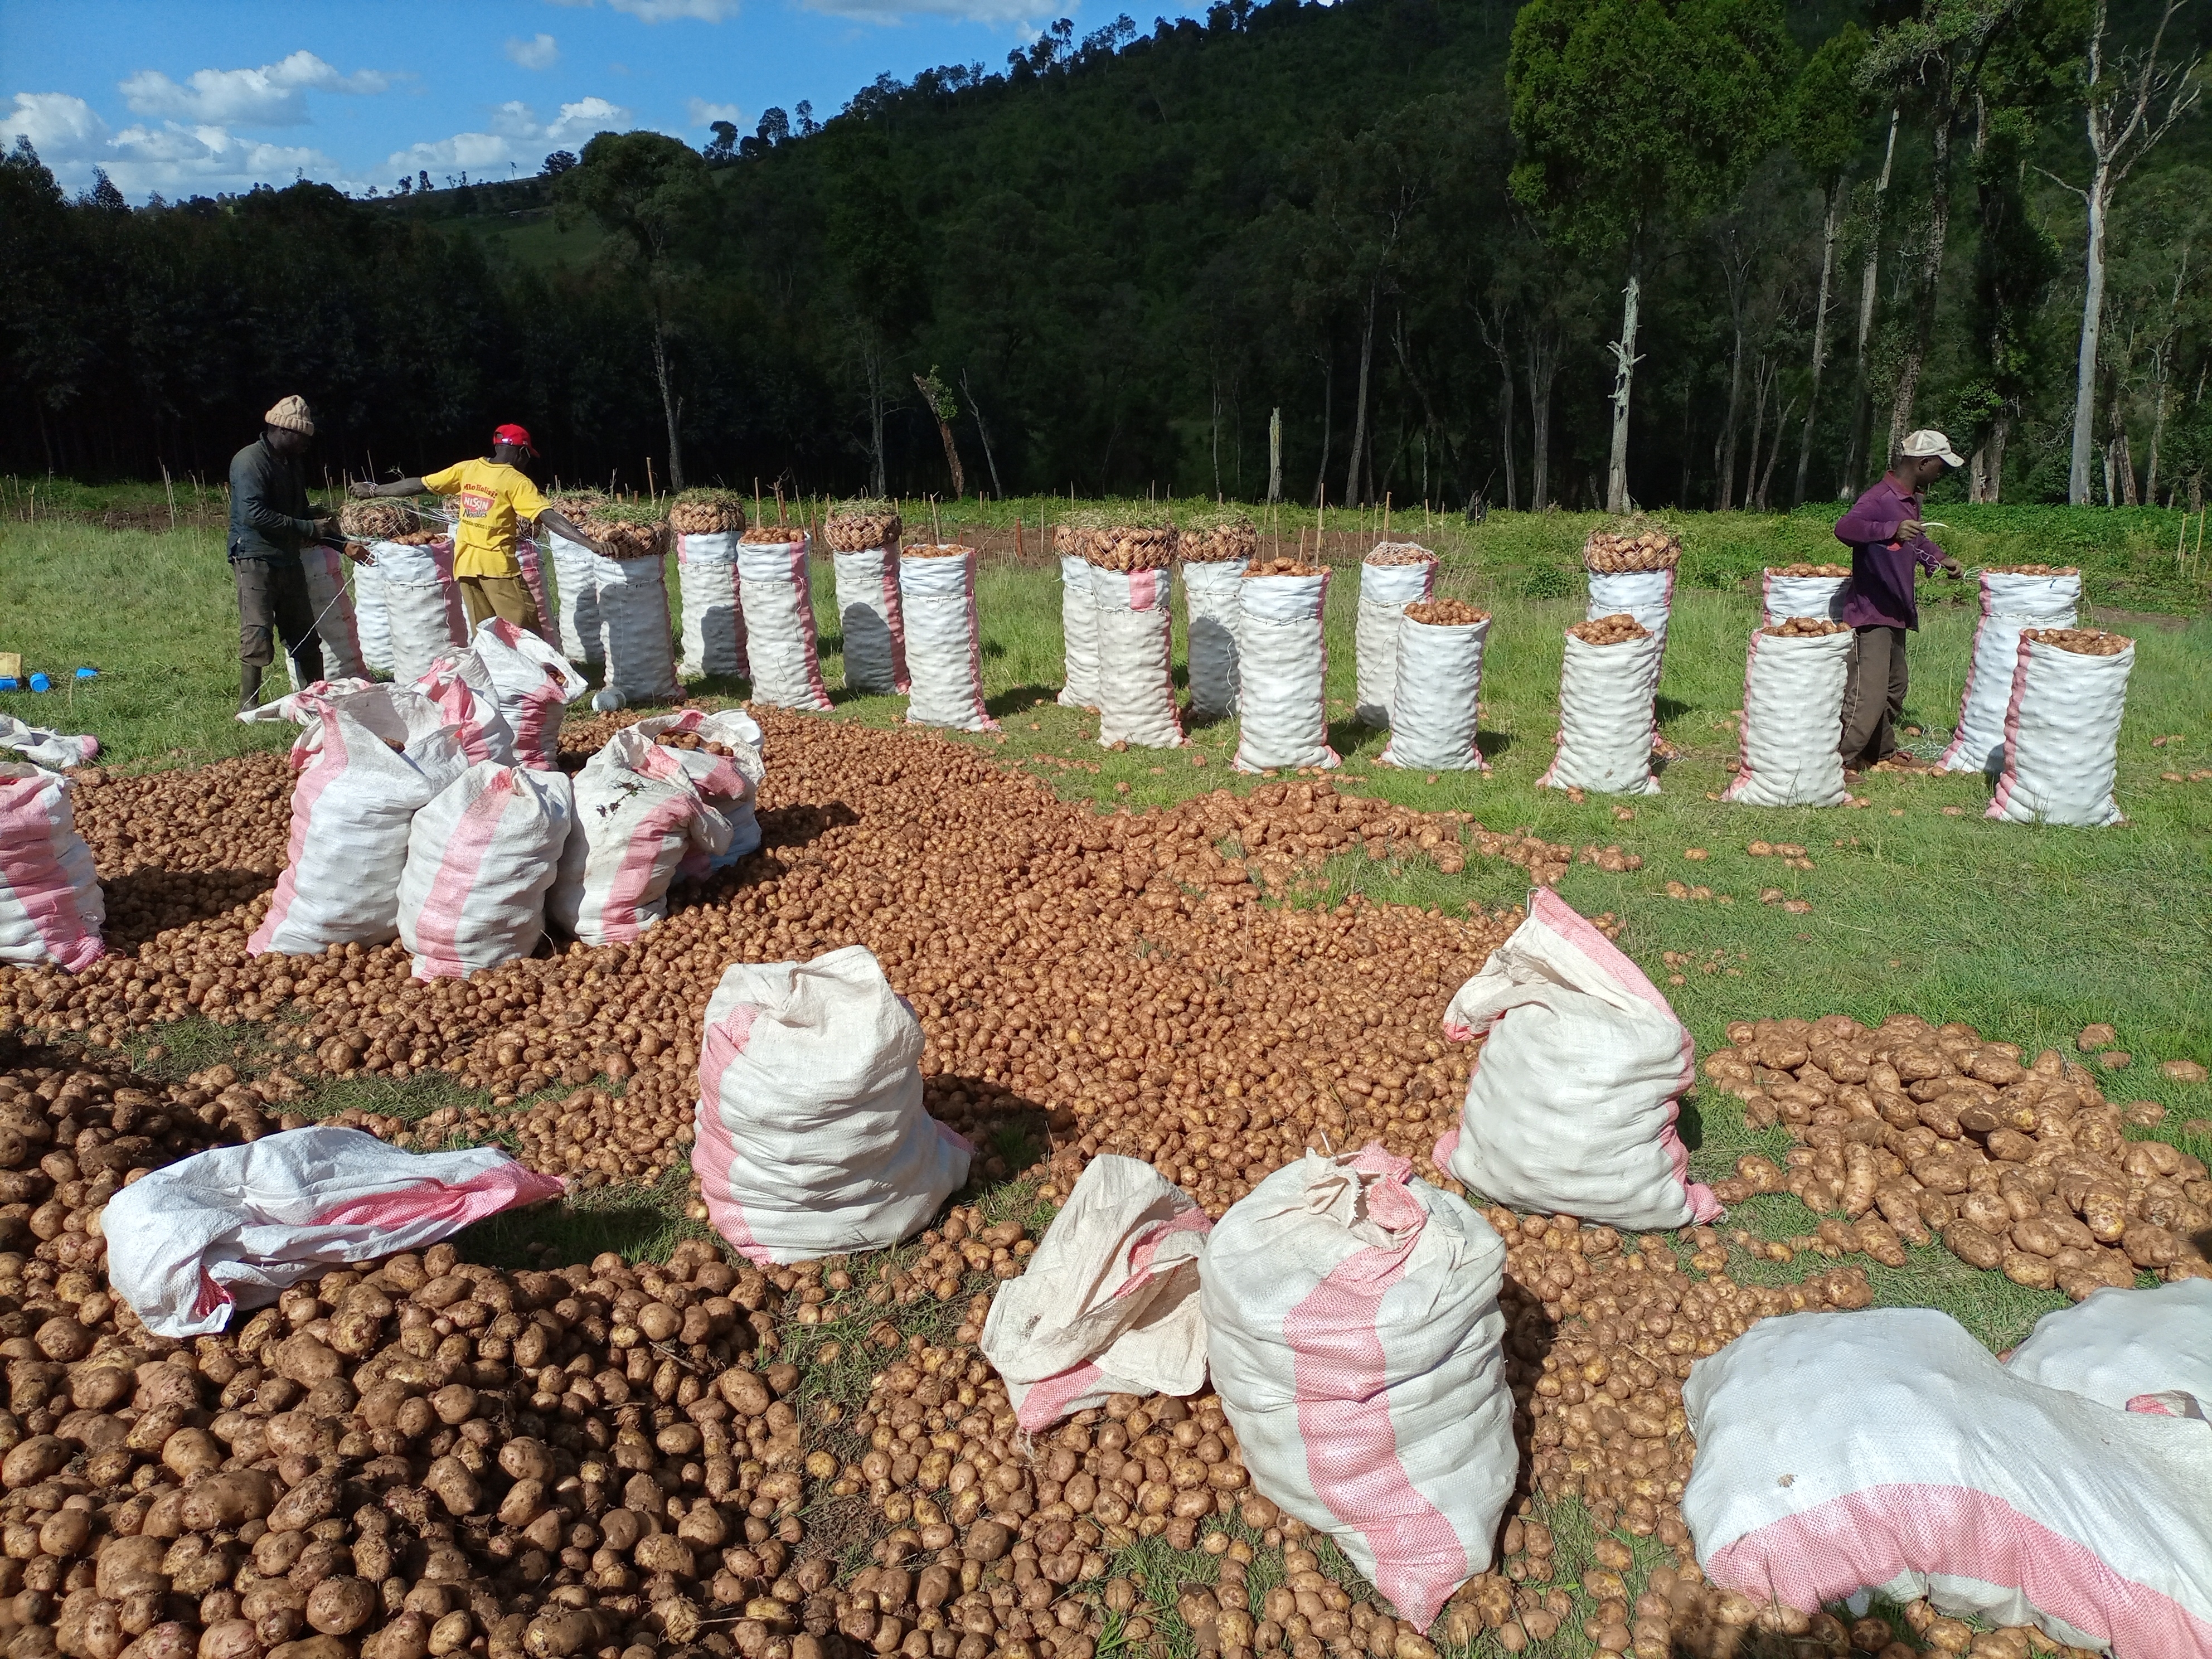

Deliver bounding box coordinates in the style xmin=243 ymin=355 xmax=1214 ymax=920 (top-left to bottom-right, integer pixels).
xmin=4 ymin=0 xmax=2211 ymax=513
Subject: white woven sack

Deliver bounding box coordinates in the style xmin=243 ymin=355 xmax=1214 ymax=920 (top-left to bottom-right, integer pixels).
xmin=1538 ymin=631 xmax=1662 ymax=794
xmin=981 ymin=1154 xmax=1212 ymax=1431
xmin=547 ymin=727 xmax=732 ymax=944
xmin=514 ymin=531 xmax=556 ymax=647
xmin=1987 ymin=634 xmax=2132 ymax=828
xmin=1235 ymin=569 xmax=1338 ymax=773
xmin=549 ymin=530 xmax=604 ymax=669
xmin=1181 ymin=559 xmax=1244 ymax=718
xmin=0 ymin=714 xmax=98 ymax=770
xmin=103 ymin=1126 xmax=562 ymax=1339
xmin=397 ymin=763 xmax=573 ymax=980
xmin=901 ymin=550 xmax=997 ymax=731
xmin=1059 ymin=555 xmax=1102 ymax=710
xmin=372 ymin=539 xmax=468 ymax=687
xmin=1939 ymin=571 xmax=2083 ymax=773
xmin=473 ymin=618 xmax=588 ymax=772
xmin=1587 ymin=568 xmax=1675 ymax=646
xmin=833 ymin=545 xmax=909 ymax=694
xmin=250 ymin=687 xmax=469 ymax=955
xmin=676 ymin=531 xmax=748 ymax=680
xmin=738 ymin=534 xmax=832 ymax=711
xmin=2005 ymin=1282 xmax=2212 ymax=1413
xmin=1760 ymin=571 xmax=1848 ymax=625
xmin=236 ymin=678 xmax=377 ymax=729
xmin=1682 ymin=1307 xmax=2212 ymax=1656
xmin=0 ymin=763 xmax=104 ymax=973
xmin=632 ymin=709 xmax=767 ymax=876
xmin=1438 ymin=887 xmax=1720 ymax=1230
xmin=1090 ymin=566 xmax=1184 ymax=749
xmin=1201 ymin=1144 xmax=1515 ymax=1628
xmin=352 ymin=553 xmax=392 ymax=675
xmin=413 ymin=648 xmax=517 ymax=766
xmin=593 ymin=549 xmax=680 ymax=706
xmin=1721 ymin=625 xmax=1853 ymax=808
xmin=692 ymin=944 xmax=972 ymax=1265
xmin=300 ymin=544 xmax=366 ymax=680
xmin=1355 ymin=554 xmax=1437 ymax=726
xmin=1378 ymin=613 xmax=1488 ymax=772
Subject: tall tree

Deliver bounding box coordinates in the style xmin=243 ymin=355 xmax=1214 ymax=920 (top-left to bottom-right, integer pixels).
xmin=1787 ymin=23 xmax=1871 ymax=505
xmin=1508 ymin=0 xmax=1798 ymax=513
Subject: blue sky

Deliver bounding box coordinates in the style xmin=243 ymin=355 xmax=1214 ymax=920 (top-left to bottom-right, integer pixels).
xmin=3 ymin=0 xmax=1197 ymax=201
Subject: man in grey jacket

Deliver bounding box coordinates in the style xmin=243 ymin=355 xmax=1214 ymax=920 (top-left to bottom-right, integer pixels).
xmin=227 ymin=395 xmax=339 ymax=709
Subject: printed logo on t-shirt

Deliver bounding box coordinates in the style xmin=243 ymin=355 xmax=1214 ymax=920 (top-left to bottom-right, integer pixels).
xmin=460 ymin=488 xmax=495 ymax=520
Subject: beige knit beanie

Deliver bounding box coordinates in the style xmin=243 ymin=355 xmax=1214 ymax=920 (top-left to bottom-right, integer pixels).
xmin=264 ymin=395 xmax=315 ymax=436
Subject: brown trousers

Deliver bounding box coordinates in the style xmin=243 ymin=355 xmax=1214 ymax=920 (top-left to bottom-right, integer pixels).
xmin=233 ymin=556 xmax=323 ymax=680
xmin=1840 ymin=624 xmax=1910 ymax=768
xmin=459 ymin=574 xmax=544 ymax=635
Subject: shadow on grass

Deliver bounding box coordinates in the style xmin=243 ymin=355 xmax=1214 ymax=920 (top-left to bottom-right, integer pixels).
xmin=986 ymin=682 xmax=1064 ymax=720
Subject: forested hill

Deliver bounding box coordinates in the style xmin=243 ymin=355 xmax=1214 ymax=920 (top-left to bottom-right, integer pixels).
xmin=6 ymin=0 xmax=2211 ymax=515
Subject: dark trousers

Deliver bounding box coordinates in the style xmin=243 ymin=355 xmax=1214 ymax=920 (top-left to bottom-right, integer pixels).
xmin=234 ymin=556 xmax=324 ymax=681
xmin=1840 ymin=623 xmax=1909 ymax=768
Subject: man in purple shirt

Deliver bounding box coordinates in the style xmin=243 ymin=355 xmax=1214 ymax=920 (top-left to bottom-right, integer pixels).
xmin=1833 ymin=429 xmax=1965 ymax=772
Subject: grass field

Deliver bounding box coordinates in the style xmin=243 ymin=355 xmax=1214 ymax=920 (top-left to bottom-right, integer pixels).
xmin=3 ymin=501 xmax=2209 ymax=1652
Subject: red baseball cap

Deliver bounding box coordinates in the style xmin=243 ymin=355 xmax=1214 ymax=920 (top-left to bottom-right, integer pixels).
xmin=492 ymin=423 xmax=537 ymax=455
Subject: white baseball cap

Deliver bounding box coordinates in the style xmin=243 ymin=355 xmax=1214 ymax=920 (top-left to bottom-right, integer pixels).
xmin=1901 ymin=429 xmax=1964 ymax=467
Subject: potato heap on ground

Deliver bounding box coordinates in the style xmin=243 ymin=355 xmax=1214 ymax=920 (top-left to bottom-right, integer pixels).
xmin=1361 ymin=544 xmax=1432 ymax=567
xmin=1986 ymin=565 xmax=2079 ymax=576
xmin=1761 ymin=619 xmax=1849 ymax=639
xmin=338 ymin=503 xmax=414 ymax=542
xmin=2021 ymin=628 xmax=2129 ymax=657
xmin=1175 ymin=513 xmax=1258 ymax=566
xmin=71 ymin=758 xmax=293 ymax=951
xmin=1582 ymin=525 xmax=1680 ymax=574
xmin=1240 ymin=561 xmax=1323 ymax=579
xmin=1763 ymin=565 xmax=1847 ymax=579
xmin=579 ymin=503 xmax=669 ymax=561
xmin=1700 ymin=1015 xmax=2211 ymax=1300
xmin=1401 ymin=601 xmax=1486 ymax=627
xmin=823 ymin=504 xmax=903 ymax=555
xmin=668 ymin=492 xmax=749 ymax=537
xmin=1568 ymin=615 xmax=1650 ymax=647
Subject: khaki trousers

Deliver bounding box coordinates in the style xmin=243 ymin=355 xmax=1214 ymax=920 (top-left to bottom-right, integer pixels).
xmin=1840 ymin=624 xmax=1910 ymax=768
xmin=459 ymin=574 xmax=543 ymax=634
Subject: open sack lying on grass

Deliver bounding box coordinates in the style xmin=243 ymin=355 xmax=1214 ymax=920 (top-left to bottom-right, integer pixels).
xmin=397 ymin=761 xmax=574 ymax=979
xmin=0 ymin=712 xmax=98 ymax=769
xmin=2005 ymin=1280 xmax=2212 ymax=1412
xmin=1941 ymin=568 xmax=2083 ymax=773
xmin=692 ymin=945 xmax=971 ymax=1265
xmin=0 ymin=761 xmax=104 ymax=972
xmin=1683 ymin=1307 xmax=2212 ymax=1658
xmin=549 ymin=726 xmax=734 ymax=944
xmin=103 ymin=1125 xmax=563 ymax=1339
xmin=981 ymin=1153 xmax=1211 ymax=1430
xmin=634 ymin=707 xmax=767 ymax=875
xmin=1438 ymin=887 xmax=1719 ymax=1230
xmin=1202 ymin=1143 xmax=1516 ymax=1628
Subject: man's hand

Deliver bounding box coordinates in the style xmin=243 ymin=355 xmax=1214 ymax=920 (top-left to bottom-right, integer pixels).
xmin=343 ymin=542 xmax=376 ymax=566
xmin=1941 ymin=557 xmax=1962 ymax=579
xmin=589 ymin=537 xmax=618 ymax=560
xmin=1896 ymin=518 xmax=1923 ymax=541
xmin=347 ymin=481 xmax=376 ymax=499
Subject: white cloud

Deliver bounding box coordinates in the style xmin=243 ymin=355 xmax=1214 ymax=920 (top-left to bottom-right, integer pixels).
xmin=118 ymin=50 xmax=388 ymax=127
xmin=799 ymin=0 xmax=1049 ymax=22
xmin=5 ymin=90 xmax=360 ymax=199
xmin=609 ymin=0 xmax=741 ymax=18
xmin=505 ymin=33 xmax=561 ymax=70
xmin=688 ymin=98 xmax=744 ymax=129
xmin=385 ymin=95 xmax=633 ymax=178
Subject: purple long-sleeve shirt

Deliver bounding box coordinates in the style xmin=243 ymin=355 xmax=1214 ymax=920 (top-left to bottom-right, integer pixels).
xmin=1835 ymin=476 xmax=1947 ymax=629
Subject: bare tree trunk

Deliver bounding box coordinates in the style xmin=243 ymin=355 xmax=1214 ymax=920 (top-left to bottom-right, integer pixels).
xmin=1968 ymin=411 xmax=2012 ymax=505
xmin=1740 ymin=357 xmax=1769 ymax=513
xmin=1844 ymin=106 xmax=1901 ymax=497
xmin=959 ymin=370 xmax=1005 ymax=499
xmin=1794 ymin=178 xmax=1843 ymax=506
xmin=1311 ymin=354 xmax=1333 ymax=508
xmin=1715 ymin=314 xmax=1747 ymax=511
xmin=1889 ymin=105 xmax=1955 ymax=454
xmin=2068 ymin=172 xmax=2115 ymax=503
xmin=1757 ymin=395 xmax=1797 ymax=510
xmin=863 ymin=336 xmax=888 ymax=498
xmin=1476 ymin=302 xmax=1517 ymax=510
xmin=1211 ymin=373 xmax=1223 ymax=498
xmin=651 ymin=316 xmax=686 ymax=493
xmin=1345 ymin=283 xmax=1377 ymax=507
xmin=1268 ymin=407 xmax=1283 ymax=505
xmin=1605 ymin=246 xmax=1643 ymax=515
xmin=1526 ymin=322 xmax=1559 ymax=511
xmin=911 ymin=374 xmax=965 ymax=498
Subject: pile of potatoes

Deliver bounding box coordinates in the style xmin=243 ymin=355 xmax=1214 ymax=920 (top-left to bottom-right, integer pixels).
xmin=578 ymin=517 xmax=669 ymax=561
xmin=1175 ymin=521 xmax=1258 ymax=566
xmin=823 ymin=509 xmax=903 ymax=556
xmin=1239 ymin=562 xmax=1323 ymax=579
xmin=1763 ymin=565 xmax=1847 ymax=580
xmin=1700 ymin=1015 xmax=2211 ymax=1300
xmin=1076 ymin=530 xmax=1177 ymax=574
xmin=1581 ymin=528 xmax=1680 ymax=574
xmin=1986 ymin=565 xmax=2078 ymax=577
xmin=1401 ymin=601 xmax=1486 ymax=627
xmin=338 ymin=504 xmax=415 ymax=543
xmin=2021 ymin=628 xmax=2129 ymax=657
xmin=1568 ymin=615 xmax=1650 ymax=647
xmin=1763 ymin=619 xmax=1849 ymax=639
xmin=667 ymin=494 xmax=749 ymax=538
xmin=1360 ymin=545 xmax=1432 ymax=569
xmin=738 ymin=527 xmax=806 ymax=549
xmin=900 ymin=547 xmax=973 ymax=562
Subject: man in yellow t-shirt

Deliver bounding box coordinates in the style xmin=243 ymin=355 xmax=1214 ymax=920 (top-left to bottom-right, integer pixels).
xmin=348 ymin=424 xmax=609 ymax=630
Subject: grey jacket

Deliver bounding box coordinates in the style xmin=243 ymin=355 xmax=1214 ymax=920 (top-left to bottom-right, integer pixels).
xmin=227 ymin=436 xmax=322 ymax=562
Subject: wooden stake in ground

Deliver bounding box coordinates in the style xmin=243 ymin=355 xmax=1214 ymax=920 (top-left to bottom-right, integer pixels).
xmin=1015 ymin=515 xmax=1025 ymax=560
xmin=647 ymin=457 xmax=656 ymax=499
xmin=932 ymin=496 xmax=942 ymax=546
xmin=775 ymin=483 xmax=785 ymax=526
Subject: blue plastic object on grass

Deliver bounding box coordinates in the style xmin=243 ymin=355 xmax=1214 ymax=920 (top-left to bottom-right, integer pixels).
xmin=75 ymin=667 xmax=97 ymax=680
xmin=27 ymin=673 xmax=50 ymax=692
xmin=0 ymin=678 xmax=16 ymax=692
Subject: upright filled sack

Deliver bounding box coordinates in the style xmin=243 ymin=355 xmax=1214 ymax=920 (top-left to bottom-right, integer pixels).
xmin=1378 ymin=601 xmax=1490 ymax=772
xmin=548 ymin=727 xmax=732 ymax=944
xmin=351 ymin=551 xmax=392 ymax=675
xmin=513 ymin=529 xmax=557 ymax=647
xmin=1987 ymin=628 xmax=2133 ymax=828
xmin=1091 ymin=563 xmax=1184 ymax=749
xmin=901 ymin=546 xmax=997 ymax=731
xmin=738 ymin=528 xmax=832 ymax=711
xmin=1201 ymin=1145 xmax=1516 ymax=1628
xmin=413 ymin=648 xmax=517 ymax=765
xmin=692 ymin=945 xmax=971 ymax=1264
xmin=103 ymin=1126 xmax=562 ymax=1338
xmin=1537 ymin=615 xmax=1663 ymax=795
xmin=826 ymin=502 xmax=909 ymax=694
xmin=1056 ymin=533 xmax=1102 ymax=710
xmin=472 ymin=617 xmax=589 ymax=771
xmin=0 ymin=762 xmax=104 ymax=972
xmin=1939 ymin=567 xmax=2084 ymax=773
xmin=670 ymin=489 xmax=751 ymax=680
xmin=397 ymin=762 xmax=574 ymax=979
xmin=372 ymin=537 xmax=469 ymax=687
xmin=250 ymin=686 xmax=469 ymax=955
xmin=981 ymin=1154 xmax=1212 ymax=1430
xmin=583 ymin=516 xmax=680 ymax=707
xmin=1721 ymin=619 xmax=1854 ymax=808
xmin=1682 ymin=1307 xmax=2212 ymax=1657
xmin=549 ymin=527 xmax=605 ymax=670
xmin=298 ymin=542 xmax=367 ymax=680
xmin=0 ymin=714 xmax=98 ymax=770
xmin=1235 ymin=563 xmax=1337 ymax=773
xmin=1760 ymin=564 xmax=1850 ymax=626
xmin=2005 ymin=1281 xmax=2212 ymax=1412
xmin=633 ymin=709 xmax=767 ymax=875
xmin=1181 ymin=559 xmax=1246 ymax=719
xmin=1438 ymin=887 xmax=1720 ymax=1229
xmin=1355 ymin=544 xmax=1438 ymax=727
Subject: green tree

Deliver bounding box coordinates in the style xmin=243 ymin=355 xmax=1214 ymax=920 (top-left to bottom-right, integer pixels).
xmin=1507 ymin=0 xmax=1798 ymax=512
xmin=1787 ymin=23 xmax=1870 ymax=505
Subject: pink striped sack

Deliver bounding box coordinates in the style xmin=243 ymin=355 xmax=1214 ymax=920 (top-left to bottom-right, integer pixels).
xmin=547 ymin=727 xmax=733 ymax=945
xmin=250 ymin=687 xmax=469 ymax=956
xmin=1682 ymin=1308 xmax=2212 ymax=1657
xmin=414 ymin=647 xmax=517 ymax=765
xmin=0 ymin=762 xmax=105 ymax=972
xmin=692 ymin=945 xmax=971 ymax=1265
xmin=740 ymin=532 xmax=833 ymax=711
xmin=1090 ymin=565 xmax=1184 ymax=749
xmin=981 ymin=1154 xmax=1211 ymax=1430
xmin=1200 ymin=1144 xmax=1515 ymax=1628
xmin=102 ymin=1126 xmax=562 ymax=1338
xmin=2004 ymin=1281 xmax=2212 ymax=1413
xmin=1986 ymin=631 xmax=2133 ymax=828
xmin=901 ymin=548 xmax=997 ymax=731
xmin=633 ymin=710 xmax=766 ymax=875
xmin=474 ymin=617 xmax=588 ymax=771
xmin=1437 ymin=887 xmax=1720 ymax=1230
xmin=1 ymin=713 xmax=99 ymax=770
xmin=397 ymin=763 xmax=574 ymax=979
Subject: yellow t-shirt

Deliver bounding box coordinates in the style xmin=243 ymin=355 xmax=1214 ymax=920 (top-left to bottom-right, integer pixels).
xmin=419 ymin=458 xmax=549 ymax=579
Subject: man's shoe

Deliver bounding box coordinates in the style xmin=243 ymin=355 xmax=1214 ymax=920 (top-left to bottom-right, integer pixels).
xmin=240 ymin=665 xmax=263 ymax=711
